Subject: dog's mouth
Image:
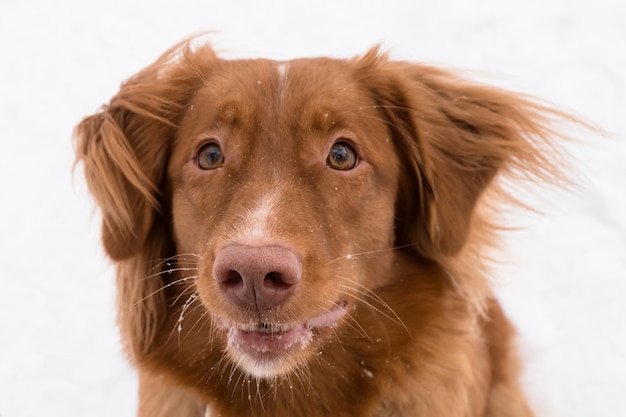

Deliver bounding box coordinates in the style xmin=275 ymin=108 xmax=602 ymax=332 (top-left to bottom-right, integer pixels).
xmin=218 ymin=301 xmax=348 ymax=377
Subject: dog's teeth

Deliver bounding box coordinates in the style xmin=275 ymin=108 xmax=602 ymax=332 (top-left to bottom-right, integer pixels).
xmin=238 ymin=322 xmax=291 ymax=333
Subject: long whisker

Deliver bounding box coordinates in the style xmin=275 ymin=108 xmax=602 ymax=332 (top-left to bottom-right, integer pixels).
xmin=326 ymin=244 xmax=413 ymax=265
xmin=254 ymin=376 xmax=266 ymax=413
xmin=337 ymin=285 xmax=411 ymax=337
xmin=149 ymin=253 xmax=203 ymax=271
xmin=136 ymin=275 xmax=197 ymax=304
xmin=226 ymin=361 xmax=238 ymax=392
xmin=178 ymin=301 xmax=214 ymax=345
xmin=170 ymin=278 xmax=200 ymax=306
xmin=186 ymin=308 xmax=210 ymax=336
xmin=175 ymin=292 xmax=200 ymax=349
xmin=332 ymin=297 xmax=375 ymax=344
xmin=204 ymin=353 xmax=226 ymax=383
xmin=338 ymin=280 xmax=405 ymax=326
xmin=234 ymin=368 xmax=247 ymax=400
xmin=208 ymin=354 xmax=232 ymax=386
xmin=144 ymin=266 xmax=199 ymax=280
xmin=291 ymin=363 xmax=311 ymax=397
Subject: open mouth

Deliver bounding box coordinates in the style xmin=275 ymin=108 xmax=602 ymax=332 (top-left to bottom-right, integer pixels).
xmin=221 ymin=301 xmax=348 ymax=373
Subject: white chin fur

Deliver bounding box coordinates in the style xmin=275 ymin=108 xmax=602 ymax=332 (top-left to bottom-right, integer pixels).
xmin=228 ymin=351 xmax=301 ymax=379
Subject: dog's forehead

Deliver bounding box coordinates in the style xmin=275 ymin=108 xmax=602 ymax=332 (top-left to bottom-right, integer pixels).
xmin=203 ymin=57 xmax=371 ymax=116
xmin=215 ymin=56 xmax=355 ymax=89
xmin=182 ymin=58 xmax=380 ymax=149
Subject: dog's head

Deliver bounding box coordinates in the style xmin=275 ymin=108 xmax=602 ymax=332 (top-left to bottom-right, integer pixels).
xmin=75 ymin=39 xmax=566 ymax=378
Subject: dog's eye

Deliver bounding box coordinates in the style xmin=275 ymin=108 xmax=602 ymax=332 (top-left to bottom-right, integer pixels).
xmin=327 ymin=142 xmax=357 ymax=171
xmin=196 ymin=142 xmax=224 ymax=170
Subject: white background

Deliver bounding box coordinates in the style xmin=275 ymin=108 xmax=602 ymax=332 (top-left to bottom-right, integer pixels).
xmin=1 ymin=1 xmax=624 ymax=416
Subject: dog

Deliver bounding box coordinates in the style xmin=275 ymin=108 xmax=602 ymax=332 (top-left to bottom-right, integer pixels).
xmin=75 ymin=37 xmax=576 ymax=417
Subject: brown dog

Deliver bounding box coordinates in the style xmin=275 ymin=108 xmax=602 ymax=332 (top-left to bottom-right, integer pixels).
xmin=75 ymin=38 xmax=575 ymax=416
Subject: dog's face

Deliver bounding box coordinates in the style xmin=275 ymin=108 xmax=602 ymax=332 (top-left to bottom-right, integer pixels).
xmin=76 ymin=42 xmax=568 ymax=406
xmin=168 ymin=58 xmax=401 ymax=377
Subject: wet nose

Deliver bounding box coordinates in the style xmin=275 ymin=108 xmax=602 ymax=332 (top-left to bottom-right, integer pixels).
xmin=212 ymin=244 xmax=302 ymax=311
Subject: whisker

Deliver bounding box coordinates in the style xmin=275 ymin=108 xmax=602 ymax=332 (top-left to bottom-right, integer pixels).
xmin=234 ymin=369 xmax=247 ymax=400
xmin=337 ymin=275 xmax=410 ymax=336
xmin=206 ymin=354 xmax=227 ymax=383
xmin=310 ymin=300 xmax=371 ymax=345
xmin=170 ymin=279 xmax=200 ymax=306
xmin=326 ymin=244 xmax=413 ymax=265
xmin=137 ymin=275 xmax=197 ymax=304
xmin=255 ymin=377 xmax=266 ymax=413
xmin=285 ymin=373 xmax=295 ymax=401
xmin=213 ymin=355 xmax=234 ymax=386
xmin=245 ymin=374 xmax=253 ymax=408
xmin=144 ymin=266 xmax=199 ymax=280
xmin=177 ymin=303 xmax=210 ymax=343
xmin=197 ymin=331 xmax=225 ymax=383
xmin=149 ymin=253 xmax=203 ymax=271
xmin=176 ymin=293 xmax=200 ymax=348
xmin=339 ymin=282 xmax=404 ymax=324
xmin=337 ymin=286 xmax=411 ymax=337
xmin=333 ymin=294 xmax=376 ymax=343
xmin=311 ymin=353 xmax=345 ymax=382
xmin=226 ymin=362 xmax=238 ymax=393
xmin=290 ymin=363 xmax=311 ymax=397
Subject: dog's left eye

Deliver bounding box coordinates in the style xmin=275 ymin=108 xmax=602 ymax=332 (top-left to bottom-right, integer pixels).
xmin=327 ymin=142 xmax=358 ymax=171
xmin=196 ymin=142 xmax=224 ymax=170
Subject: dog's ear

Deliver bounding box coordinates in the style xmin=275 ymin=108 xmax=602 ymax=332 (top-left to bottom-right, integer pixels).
xmin=74 ymin=107 xmax=163 ymax=260
xmin=75 ymin=42 xmax=217 ymax=260
xmin=356 ymin=48 xmax=569 ymax=258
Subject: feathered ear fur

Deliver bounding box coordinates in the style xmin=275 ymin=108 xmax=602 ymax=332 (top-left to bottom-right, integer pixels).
xmin=74 ymin=40 xmax=217 ymax=357
xmin=75 ymin=41 xmax=217 ymax=260
xmin=355 ymin=48 xmax=572 ymax=259
xmin=354 ymin=48 xmax=582 ymax=308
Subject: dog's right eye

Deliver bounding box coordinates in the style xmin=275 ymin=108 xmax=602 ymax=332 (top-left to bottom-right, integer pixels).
xmin=327 ymin=141 xmax=358 ymax=171
xmin=196 ymin=142 xmax=224 ymax=170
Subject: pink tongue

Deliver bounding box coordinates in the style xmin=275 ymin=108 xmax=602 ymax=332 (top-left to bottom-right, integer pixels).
xmin=227 ymin=302 xmax=348 ymax=355
xmin=306 ymin=302 xmax=347 ymax=328
xmin=230 ymin=326 xmax=312 ymax=354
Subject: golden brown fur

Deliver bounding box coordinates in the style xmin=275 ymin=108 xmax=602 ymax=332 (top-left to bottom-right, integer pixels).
xmin=75 ymin=38 xmax=578 ymax=417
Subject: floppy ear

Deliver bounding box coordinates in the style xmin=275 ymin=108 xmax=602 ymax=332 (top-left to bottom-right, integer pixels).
xmin=75 ymin=42 xmax=217 ymax=260
xmin=75 ymin=41 xmax=218 ymax=358
xmin=74 ymin=107 xmax=164 ymax=260
xmin=356 ymin=49 xmax=569 ymax=258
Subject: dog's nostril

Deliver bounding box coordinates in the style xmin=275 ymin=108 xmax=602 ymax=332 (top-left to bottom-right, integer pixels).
xmin=223 ymin=270 xmax=243 ymax=288
xmin=265 ymin=272 xmax=290 ymax=289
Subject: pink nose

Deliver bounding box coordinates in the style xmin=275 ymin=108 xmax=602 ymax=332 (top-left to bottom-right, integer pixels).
xmin=212 ymin=245 xmax=302 ymax=311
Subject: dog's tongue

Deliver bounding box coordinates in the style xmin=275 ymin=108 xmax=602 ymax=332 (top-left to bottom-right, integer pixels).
xmin=227 ymin=302 xmax=348 ymax=355
xmin=229 ymin=326 xmax=312 ymax=355
xmin=306 ymin=301 xmax=348 ymax=328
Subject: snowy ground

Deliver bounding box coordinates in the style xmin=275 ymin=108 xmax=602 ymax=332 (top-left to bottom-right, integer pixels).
xmin=0 ymin=1 xmax=624 ymax=416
